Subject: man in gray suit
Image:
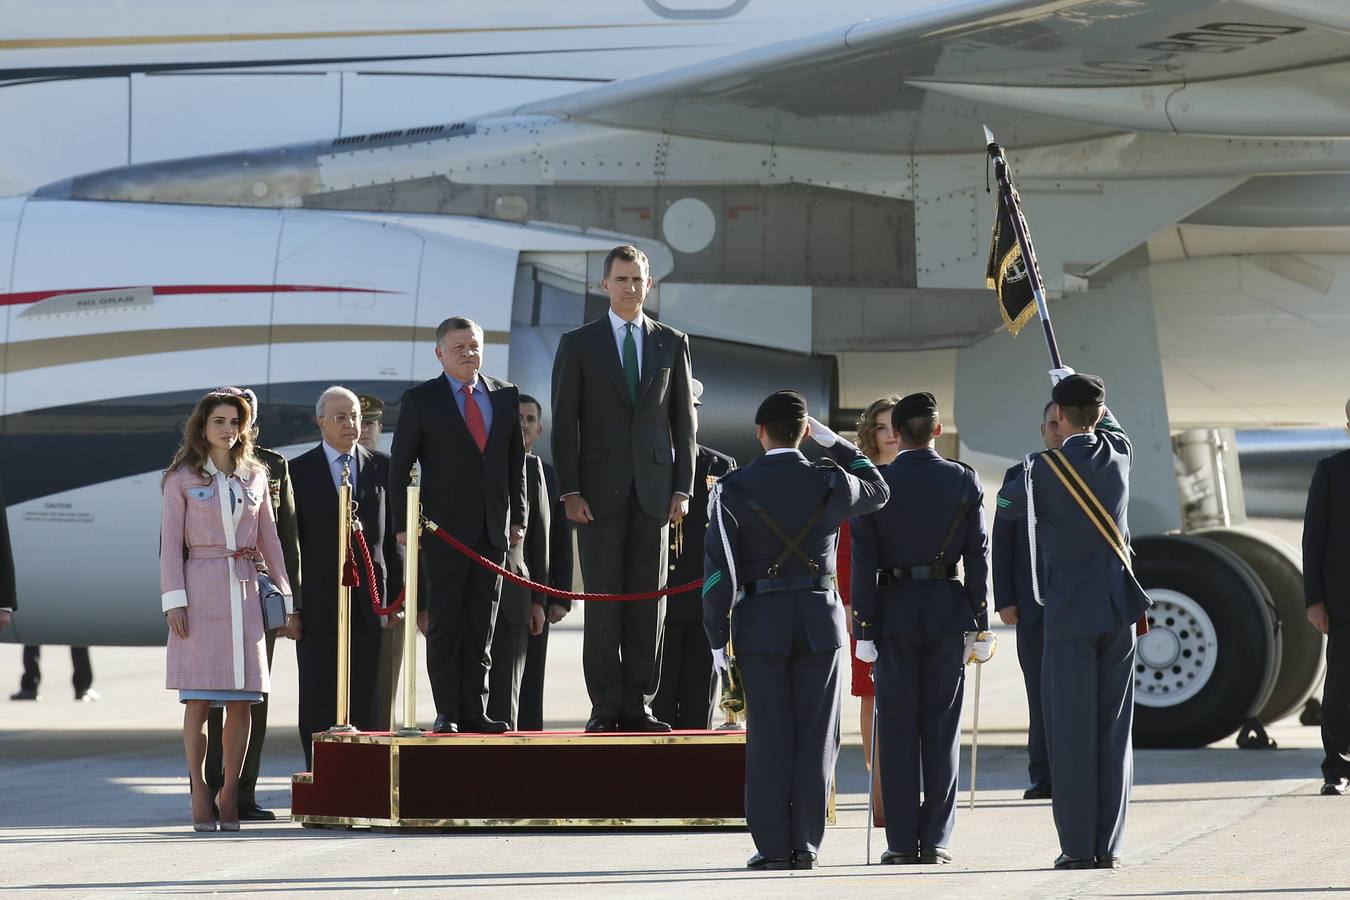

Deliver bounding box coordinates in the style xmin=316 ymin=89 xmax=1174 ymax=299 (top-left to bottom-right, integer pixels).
xmin=996 ymin=371 xmax=1152 ymax=870
xmin=551 ymin=245 xmax=697 ymax=733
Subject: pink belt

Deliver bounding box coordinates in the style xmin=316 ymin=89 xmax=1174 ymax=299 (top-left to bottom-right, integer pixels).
xmin=188 ymin=545 xmax=259 ymax=582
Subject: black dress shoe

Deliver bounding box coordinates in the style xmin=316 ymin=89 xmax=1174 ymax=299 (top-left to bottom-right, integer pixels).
xmin=1096 ymin=856 xmax=1121 ymax=869
xmin=919 ymin=847 xmax=952 ymax=864
xmin=880 ymin=849 xmax=919 ymax=865
xmin=1321 ymin=778 xmax=1349 ymax=796
xmin=9 ymin=689 xmax=38 ymax=701
xmin=585 ymin=716 xmax=616 ymax=733
xmin=791 ymin=850 xmax=818 ymax=870
xmin=616 ymin=714 xmax=672 ymax=733
xmin=238 ymin=801 xmax=276 ymax=821
xmin=459 ymin=714 xmax=509 ymax=734
xmin=1054 ymin=854 xmax=1096 ymax=870
xmin=746 ymin=853 xmax=792 ymax=870
xmin=1023 ymin=782 xmax=1052 ymax=800
xmin=432 ymin=715 xmax=459 ymax=734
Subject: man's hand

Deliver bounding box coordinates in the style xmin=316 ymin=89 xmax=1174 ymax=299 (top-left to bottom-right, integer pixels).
xmin=396 ymin=531 xmax=407 ymax=547
xmin=564 ymin=494 xmax=594 ymax=525
xmin=855 ymin=639 xmax=878 ymax=663
xmin=806 ymin=415 xmax=838 ymax=447
xmin=417 ymin=610 xmax=429 ymax=636
xmin=712 ymin=645 xmax=729 ymax=674
xmin=1049 ymin=366 xmax=1076 ymax=386
xmin=668 ymin=493 xmax=689 ymax=524
xmin=509 ymin=524 xmax=525 ymax=546
xmin=965 ymin=631 xmax=998 ymax=664
xmin=998 ymin=605 xmax=1020 ymax=626
xmin=383 ymin=610 xmax=405 ymax=630
xmin=166 ymin=608 xmax=189 ymax=639
xmin=282 ymin=613 xmax=303 ymax=641
xmin=0 ymin=609 xmax=11 ymax=632
xmin=1309 ymin=602 xmax=1330 ymax=636
xmin=529 ymin=604 xmax=546 ymax=637
xmin=547 ymin=604 xmax=569 ymax=625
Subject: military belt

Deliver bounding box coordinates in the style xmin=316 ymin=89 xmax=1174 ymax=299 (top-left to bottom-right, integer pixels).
xmin=743 ymin=574 xmax=837 ymax=596
xmin=876 ymin=565 xmax=960 ymax=587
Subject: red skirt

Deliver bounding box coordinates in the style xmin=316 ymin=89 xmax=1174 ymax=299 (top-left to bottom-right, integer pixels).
xmin=838 ymin=522 xmax=875 ymax=698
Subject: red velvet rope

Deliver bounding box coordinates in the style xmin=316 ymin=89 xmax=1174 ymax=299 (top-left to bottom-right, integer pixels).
xmin=352 ymin=527 xmax=404 ymax=616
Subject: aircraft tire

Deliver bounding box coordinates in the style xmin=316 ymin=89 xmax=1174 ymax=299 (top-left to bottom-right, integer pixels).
xmin=1132 ymin=534 xmax=1279 ymax=749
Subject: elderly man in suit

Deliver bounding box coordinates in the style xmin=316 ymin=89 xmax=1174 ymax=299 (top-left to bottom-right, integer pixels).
xmin=993 ymin=400 xmax=1063 ymax=801
xmin=1304 ymin=396 xmax=1350 ymax=796
xmin=517 ymin=394 xmax=573 ymax=731
xmin=392 ymin=316 xmax=526 ymax=735
xmin=552 ymin=244 xmax=697 ymax=733
xmin=290 ymin=386 xmax=402 ymax=767
xmin=996 ymin=371 xmax=1152 ymax=870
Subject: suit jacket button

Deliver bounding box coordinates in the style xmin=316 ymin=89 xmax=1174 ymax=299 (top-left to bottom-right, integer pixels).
xmin=669 ymin=565 xmax=675 ymax=571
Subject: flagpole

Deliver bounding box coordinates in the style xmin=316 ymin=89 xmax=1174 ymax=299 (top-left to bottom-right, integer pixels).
xmin=984 ymin=126 xmax=1063 ymax=370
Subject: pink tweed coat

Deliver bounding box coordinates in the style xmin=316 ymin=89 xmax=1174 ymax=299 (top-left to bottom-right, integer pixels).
xmin=160 ymin=458 xmax=294 ymax=693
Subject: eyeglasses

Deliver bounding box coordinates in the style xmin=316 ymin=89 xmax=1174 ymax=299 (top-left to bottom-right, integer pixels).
xmin=324 ymin=414 xmax=361 ymax=426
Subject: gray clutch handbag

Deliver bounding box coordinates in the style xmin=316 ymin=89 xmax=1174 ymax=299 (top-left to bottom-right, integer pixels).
xmin=256 ymin=569 xmax=287 ymax=632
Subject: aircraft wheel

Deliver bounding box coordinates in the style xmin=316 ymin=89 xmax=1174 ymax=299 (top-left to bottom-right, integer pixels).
xmin=1132 ymin=535 xmax=1278 ymax=748
xmin=1197 ymin=527 xmax=1326 ymax=725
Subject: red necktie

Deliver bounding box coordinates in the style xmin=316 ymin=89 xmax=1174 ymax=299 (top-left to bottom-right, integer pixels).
xmin=462 ymin=383 xmax=488 ymax=453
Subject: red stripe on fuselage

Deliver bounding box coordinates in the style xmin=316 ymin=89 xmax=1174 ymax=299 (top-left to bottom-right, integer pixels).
xmin=0 ymin=284 xmax=400 ymax=306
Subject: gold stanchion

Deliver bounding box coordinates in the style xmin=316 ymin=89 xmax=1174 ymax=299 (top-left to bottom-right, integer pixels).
xmin=329 ymin=458 xmax=357 ymax=733
xmin=397 ymin=463 xmax=423 ymax=736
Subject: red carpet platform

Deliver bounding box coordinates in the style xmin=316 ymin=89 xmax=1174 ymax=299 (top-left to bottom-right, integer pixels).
xmin=292 ymin=730 xmax=748 ymax=829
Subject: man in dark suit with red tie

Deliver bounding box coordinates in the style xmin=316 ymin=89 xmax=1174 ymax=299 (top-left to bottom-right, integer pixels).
xmin=391 ymin=316 xmax=526 ymax=734
xmin=552 ymin=245 xmax=697 ymax=733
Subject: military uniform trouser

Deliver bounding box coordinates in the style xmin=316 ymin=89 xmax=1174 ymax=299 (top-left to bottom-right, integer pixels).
xmin=1042 ymin=624 xmax=1135 ymax=860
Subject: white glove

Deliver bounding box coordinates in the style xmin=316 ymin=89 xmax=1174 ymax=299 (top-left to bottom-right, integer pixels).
xmin=964 ymin=631 xmax=997 ymax=665
xmin=855 ymin=639 xmax=878 ymax=663
xmin=712 ymin=645 xmax=729 ymax=674
xmin=1049 ymin=366 xmax=1076 ymax=386
xmin=806 ymin=415 xmax=838 ymax=447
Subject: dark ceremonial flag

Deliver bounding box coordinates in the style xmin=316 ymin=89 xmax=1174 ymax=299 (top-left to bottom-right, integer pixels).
xmin=985 ymin=184 xmax=1038 ymax=337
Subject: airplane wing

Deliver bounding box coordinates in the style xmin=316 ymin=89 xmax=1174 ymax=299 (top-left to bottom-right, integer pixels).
xmin=516 ymin=0 xmax=1350 ymax=153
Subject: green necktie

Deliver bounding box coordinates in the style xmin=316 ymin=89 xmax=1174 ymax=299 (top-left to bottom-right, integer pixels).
xmin=623 ymin=322 xmax=640 ymax=404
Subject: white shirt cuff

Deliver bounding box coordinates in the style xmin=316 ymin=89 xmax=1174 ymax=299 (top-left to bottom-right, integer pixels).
xmin=284 ymin=594 xmax=295 ymax=615
xmin=161 ymin=590 xmax=188 ymax=612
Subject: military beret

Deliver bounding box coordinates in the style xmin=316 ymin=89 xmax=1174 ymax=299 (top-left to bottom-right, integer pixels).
xmin=358 ymin=394 xmax=384 ymax=421
xmin=691 ymin=378 xmax=705 ymax=407
xmin=893 ymin=391 xmax=938 ymax=422
xmin=755 ymin=389 xmax=808 ymax=424
xmin=1052 ymin=374 xmax=1106 ymax=407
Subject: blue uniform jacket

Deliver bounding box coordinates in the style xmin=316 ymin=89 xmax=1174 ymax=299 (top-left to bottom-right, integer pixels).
xmin=992 ymin=464 xmax=1042 ymax=627
xmin=995 ymin=410 xmax=1151 ymax=640
xmin=850 ymin=449 xmax=989 ymax=640
xmin=703 ymin=441 xmax=890 ymax=656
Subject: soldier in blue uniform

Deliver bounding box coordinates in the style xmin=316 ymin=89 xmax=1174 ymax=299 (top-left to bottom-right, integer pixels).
xmin=850 ymin=391 xmax=992 ymax=865
xmin=703 ymin=390 xmax=889 ymax=870
xmin=993 ymin=400 xmax=1063 ymax=801
xmin=995 ymin=371 xmax=1151 ymax=870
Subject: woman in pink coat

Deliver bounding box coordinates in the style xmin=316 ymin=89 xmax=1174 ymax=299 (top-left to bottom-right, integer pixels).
xmin=161 ymin=387 xmax=294 ymax=832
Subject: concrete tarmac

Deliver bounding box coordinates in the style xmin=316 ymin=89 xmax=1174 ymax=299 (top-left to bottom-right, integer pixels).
xmin=2 ymin=610 xmax=1346 ymax=899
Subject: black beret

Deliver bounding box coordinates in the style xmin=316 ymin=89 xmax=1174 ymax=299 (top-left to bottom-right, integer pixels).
xmin=1052 ymin=373 xmax=1106 ymax=407
xmin=755 ymin=389 xmax=808 ymax=424
xmin=893 ymin=391 xmax=938 ymax=422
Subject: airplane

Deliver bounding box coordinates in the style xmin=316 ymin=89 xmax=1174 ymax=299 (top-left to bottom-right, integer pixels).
xmin=2 ymin=0 xmax=1349 ymax=749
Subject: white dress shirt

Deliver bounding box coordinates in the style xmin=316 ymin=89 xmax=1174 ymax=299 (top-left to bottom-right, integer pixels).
xmin=322 ymin=442 xmax=358 ymax=492
xmin=608 ymin=307 xmax=645 ymax=377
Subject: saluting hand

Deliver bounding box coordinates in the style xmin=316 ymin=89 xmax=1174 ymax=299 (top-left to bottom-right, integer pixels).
xmin=166 ymin=608 xmax=189 ymax=639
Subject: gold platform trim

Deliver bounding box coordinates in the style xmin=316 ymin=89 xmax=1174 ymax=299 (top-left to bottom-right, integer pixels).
xmin=296 ymin=814 xmax=746 ymax=829
xmin=312 ymin=731 xmax=747 ymax=747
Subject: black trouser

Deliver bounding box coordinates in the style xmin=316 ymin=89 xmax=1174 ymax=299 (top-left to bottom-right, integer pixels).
xmin=738 ymin=619 xmax=841 ymax=860
xmin=1322 ymin=627 xmax=1350 ymax=782
xmin=1017 ymin=618 xmax=1051 ymax=786
xmin=651 ymin=619 xmax=715 ymax=730
xmin=206 ymin=630 xmax=275 ymax=804
xmin=577 ymin=488 xmax=667 ymax=721
xmin=21 ymin=646 xmax=93 ymax=695
xmin=1042 ymin=624 xmax=1135 ymax=860
xmin=295 ymin=624 xmax=382 ymax=770
xmin=423 ymin=537 xmax=503 ymax=723
xmin=518 ymin=620 xmax=550 ymax=731
xmin=875 ymin=630 xmax=965 ymax=854
xmin=487 ymin=615 xmax=530 ymax=730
